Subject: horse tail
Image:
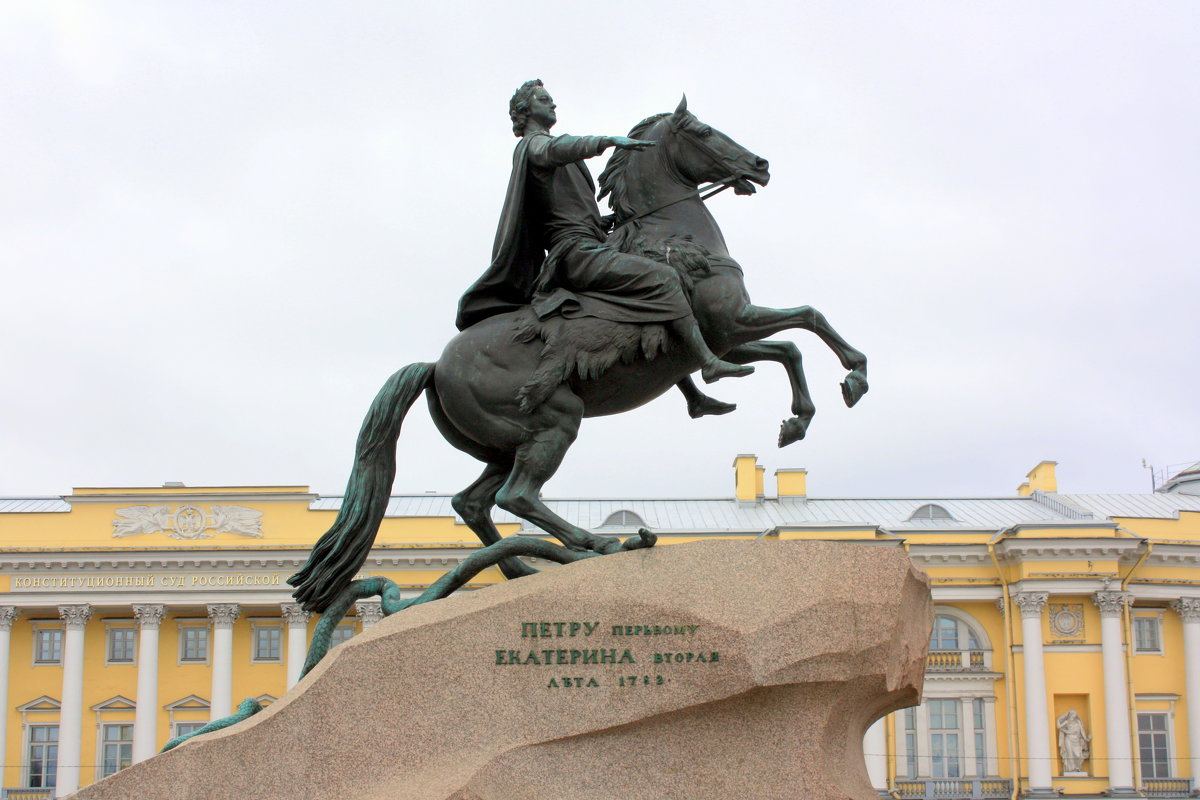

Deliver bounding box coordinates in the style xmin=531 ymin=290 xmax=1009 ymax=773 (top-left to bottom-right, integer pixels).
xmin=287 ymin=362 xmax=435 ymax=612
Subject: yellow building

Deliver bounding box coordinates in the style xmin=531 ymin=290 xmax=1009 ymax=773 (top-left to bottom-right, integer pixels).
xmin=0 ymin=458 xmax=1197 ymax=799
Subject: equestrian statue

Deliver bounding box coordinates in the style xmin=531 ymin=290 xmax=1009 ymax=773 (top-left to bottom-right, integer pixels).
xmin=287 ymin=80 xmax=869 ymax=614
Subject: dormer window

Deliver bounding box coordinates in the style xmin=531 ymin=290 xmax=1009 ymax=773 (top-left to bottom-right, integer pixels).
xmin=909 ymin=504 xmax=954 ymax=522
xmin=600 ymin=510 xmax=645 ymax=528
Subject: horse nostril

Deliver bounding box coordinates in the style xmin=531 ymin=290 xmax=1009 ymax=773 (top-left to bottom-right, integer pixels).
xmin=755 ymin=158 xmax=769 ymax=171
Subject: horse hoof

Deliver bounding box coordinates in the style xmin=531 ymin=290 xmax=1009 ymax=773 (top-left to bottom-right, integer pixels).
xmin=591 ymin=535 xmax=624 ymax=555
xmin=499 ymin=556 xmax=540 ymax=580
xmin=621 ymin=528 xmax=657 ymax=550
xmin=841 ymin=369 xmax=868 ymax=408
xmin=778 ymin=417 xmax=808 ymax=447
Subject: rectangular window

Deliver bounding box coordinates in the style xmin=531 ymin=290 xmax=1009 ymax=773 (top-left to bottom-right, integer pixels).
xmin=1134 ymin=616 xmax=1162 ymax=653
xmin=34 ymin=628 xmax=63 ymax=664
xmin=928 ymin=699 xmax=961 ymax=778
xmin=1138 ymin=713 xmax=1171 ymax=778
xmin=905 ymin=732 xmax=917 ymax=778
xmin=973 ymin=698 xmax=987 ymax=776
xmin=180 ymin=627 xmax=209 ymax=663
xmin=331 ymin=625 xmax=355 ymax=648
xmin=100 ymin=724 xmax=133 ymax=778
xmin=27 ymin=724 xmax=58 ymax=788
xmin=252 ymin=626 xmax=282 ymax=662
xmin=174 ymin=722 xmax=206 ymax=739
xmin=107 ymin=628 xmax=136 ymax=663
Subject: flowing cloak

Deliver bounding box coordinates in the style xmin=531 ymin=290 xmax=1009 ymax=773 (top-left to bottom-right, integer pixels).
xmin=455 ymin=133 xmax=690 ymax=331
xmin=455 ymin=136 xmax=543 ymax=331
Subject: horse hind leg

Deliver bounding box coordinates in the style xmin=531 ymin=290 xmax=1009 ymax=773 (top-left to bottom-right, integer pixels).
xmin=451 ymin=462 xmax=539 ymax=580
xmin=722 ymin=341 xmax=816 ymax=447
xmin=494 ymin=388 xmax=654 ymax=555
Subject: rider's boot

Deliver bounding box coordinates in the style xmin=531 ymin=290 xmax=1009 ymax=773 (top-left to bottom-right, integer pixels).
xmin=670 ymin=315 xmax=754 ymax=384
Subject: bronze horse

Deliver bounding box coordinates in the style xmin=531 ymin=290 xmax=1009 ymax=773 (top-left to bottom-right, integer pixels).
xmin=289 ymin=98 xmax=868 ymax=612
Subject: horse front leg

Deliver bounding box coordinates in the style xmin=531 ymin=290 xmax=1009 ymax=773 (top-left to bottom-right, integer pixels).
xmin=732 ymin=304 xmax=869 ymax=407
xmin=721 ymin=341 xmax=816 ymax=447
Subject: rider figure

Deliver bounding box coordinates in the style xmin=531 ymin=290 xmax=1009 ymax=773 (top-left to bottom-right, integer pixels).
xmin=456 ymin=79 xmax=752 ymax=386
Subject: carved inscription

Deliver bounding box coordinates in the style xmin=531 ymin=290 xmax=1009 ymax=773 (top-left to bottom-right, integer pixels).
xmin=492 ymin=620 xmax=719 ymax=690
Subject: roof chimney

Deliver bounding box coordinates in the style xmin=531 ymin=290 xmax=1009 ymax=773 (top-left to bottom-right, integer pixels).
xmin=733 ymin=454 xmax=760 ymax=502
xmin=1019 ymin=461 xmax=1057 ymax=495
xmin=776 ymin=468 xmax=807 ymax=502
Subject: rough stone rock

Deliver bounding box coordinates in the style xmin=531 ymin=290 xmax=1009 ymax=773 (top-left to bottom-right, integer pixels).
xmin=68 ymin=539 xmax=931 ymax=800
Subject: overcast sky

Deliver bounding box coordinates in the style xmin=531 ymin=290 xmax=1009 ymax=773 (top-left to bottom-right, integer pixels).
xmin=1 ymin=1 xmax=1196 ymax=502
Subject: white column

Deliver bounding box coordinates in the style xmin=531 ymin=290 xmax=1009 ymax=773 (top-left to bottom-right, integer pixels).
xmin=915 ymin=701 xmax=931 ymax=777
xmin=207 ymin=604 xmax=239 ymax=720
xmin=1094 ymin=591 xmax=1136 ymax=794
xmin=982 ymin=697 xmax=999 ymax=776
xmin=281 ymin=603 xmax=310 ymax=689
xmin=961 ymin=697 xmax=978 ymax=779
xmin=1170 ymin=597 xmax=1200 ymax=785
xmin=0 ymin=608 xmax=16 ymax=789
xmin=1013 ymin=592 xmax=1053 ymax=794
xmin=55 ymin=604 xmax=91 ymax=798
xmin=131 ymin=604 xmax=165 ymax=763
xmin=355 ymin=600 xmax=384 ymax=629
xmin=864 ymin=716 xmax=887 ymax=789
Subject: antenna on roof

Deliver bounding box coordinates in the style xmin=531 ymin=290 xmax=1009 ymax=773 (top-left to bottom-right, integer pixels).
xmin=1141 ymin=459 xmax=1157 ymax=492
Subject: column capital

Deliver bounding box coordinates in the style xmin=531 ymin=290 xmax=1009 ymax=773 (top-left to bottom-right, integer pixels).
xmin=1013 ymin=591 xmax=1049 ymax=619
xmin=132 ymin=604 xmax=166 ymax=629
xmin=280 ymin=602 xmax=311 ymax=627
xmin=206 ymin=603 xmax=240 ymax=628
xmin=0 ymin=606 xmax=17 ymax=631
xmin=58 ymin=604 xmax=92 ymax=630
xmin=1093 ymin=591 xmax=1132 ymax=618
xmin=1170 ymin=597 xmax=1200 ymax=622
xmin=355 ymin=600 xmax=384 ymax=627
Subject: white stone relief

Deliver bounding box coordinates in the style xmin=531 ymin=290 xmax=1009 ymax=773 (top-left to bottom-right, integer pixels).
xmin=1049 ymin=604 xmax=1084 ymax=638
xmin=113 ymin=505 xmax=264 ymax=540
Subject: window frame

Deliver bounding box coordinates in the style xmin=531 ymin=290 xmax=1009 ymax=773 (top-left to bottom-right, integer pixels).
xmin=31 ymin=623 xmax=64 ymax=667
xmin=1133 ymin=611 xmax=1164 ymax=655
xmin=1137 ymin=711 xmax=1173 ymax=779
xmin=176 ymin=620 xmax=210 ymax=665
xmin=330 ymin=624 xmax=356 ymax=649
xmin=104 ymin=623 xmax=137 ymax=666
xmin=24 ymin=723 xmax=58 ymax=789
xmin=173 ymin=721 xmax=207 ymax=739
xmin=250 ymin=622 xmax=283 ymax=663
xmin=97 ymin=722 xmax=134 ymax=780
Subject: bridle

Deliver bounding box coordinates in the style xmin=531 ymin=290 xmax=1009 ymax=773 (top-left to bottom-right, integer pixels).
xmin=609 ymin=116 xmax=746 ymax=231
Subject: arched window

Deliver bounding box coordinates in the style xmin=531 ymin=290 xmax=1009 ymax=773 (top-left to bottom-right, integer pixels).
xmin=910 ymin=503 xmax=955 ymax=521
xmin=930 ymin=614 xmax=981 ymax=651
xmin=600 ymin=510 xmax=645 ymax=528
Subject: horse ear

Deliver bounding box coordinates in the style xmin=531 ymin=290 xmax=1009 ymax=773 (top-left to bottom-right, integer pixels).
xmin=673 ymin=94 xmax=688 ymax=120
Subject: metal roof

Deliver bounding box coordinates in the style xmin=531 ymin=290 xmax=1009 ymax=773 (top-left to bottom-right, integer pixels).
xmin=310 ymin=493 xmax=1099 ymax=532
xmin=4 ymin=491 xmax=1197 ymax=530
xmin=1055 ymin=493 xmax=1200 ymax=521
xmin=0 ymin=498 xmax=70 ymax=513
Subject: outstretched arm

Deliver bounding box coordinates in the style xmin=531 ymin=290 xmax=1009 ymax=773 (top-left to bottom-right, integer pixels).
xmin=527 ymin=133 xmax=655 ymax=168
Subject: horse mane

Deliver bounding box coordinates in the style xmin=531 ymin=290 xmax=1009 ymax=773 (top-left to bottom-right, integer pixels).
xmin=597 ymin=113 xmax=668 ymax=219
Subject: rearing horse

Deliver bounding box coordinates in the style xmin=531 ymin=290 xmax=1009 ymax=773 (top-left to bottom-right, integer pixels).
xmin=288 ymin=98 xmax=868 ymax=612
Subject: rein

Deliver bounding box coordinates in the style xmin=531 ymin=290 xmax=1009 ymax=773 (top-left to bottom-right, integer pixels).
xmin=610 ymin=179 xmax=731 ymax=231
xmin=610 ymin=115 xmax=740 ymax=231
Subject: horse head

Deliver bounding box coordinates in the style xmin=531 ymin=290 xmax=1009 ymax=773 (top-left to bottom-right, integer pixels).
xmin=597 ymin=98 xmax=770 ymax=235
xmin=663 ymin=95 xmax=770 ymax=195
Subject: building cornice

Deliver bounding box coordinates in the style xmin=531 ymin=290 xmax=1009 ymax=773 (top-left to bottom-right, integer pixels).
xmin=995 ymin=537 xmax=1144 ymax=562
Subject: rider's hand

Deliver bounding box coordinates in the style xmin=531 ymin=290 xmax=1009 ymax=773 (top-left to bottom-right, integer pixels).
xmin=607 ymin=136 xmax=656 ymax=151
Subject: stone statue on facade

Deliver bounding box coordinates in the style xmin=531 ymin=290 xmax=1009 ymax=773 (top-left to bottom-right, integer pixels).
xmin=287 ymin=81 xmax=870 ymax=613
xmin=1057 ymin=709 xmax=1091 ymax=773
